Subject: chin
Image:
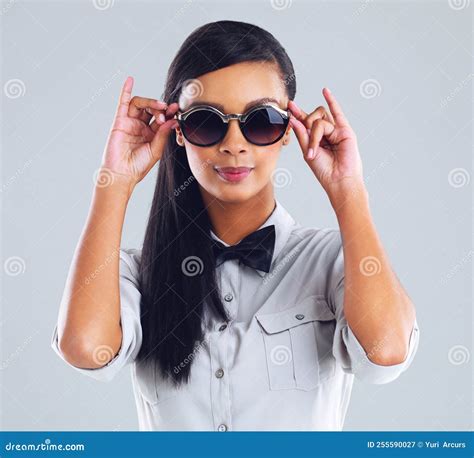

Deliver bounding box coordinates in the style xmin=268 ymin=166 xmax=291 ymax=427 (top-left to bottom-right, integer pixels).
xmin=209 ymin=185 xmax=257 ymax=204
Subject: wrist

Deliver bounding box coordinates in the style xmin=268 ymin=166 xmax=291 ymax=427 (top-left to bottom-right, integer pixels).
xmin=327 ymin=178 xmax=370 ymax=217
xmin=94 ymin=167 xmax=136 ymax=201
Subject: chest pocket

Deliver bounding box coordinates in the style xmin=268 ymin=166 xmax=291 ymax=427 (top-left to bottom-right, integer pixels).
xmin=255 ymin=295 xmax=337 ymax=391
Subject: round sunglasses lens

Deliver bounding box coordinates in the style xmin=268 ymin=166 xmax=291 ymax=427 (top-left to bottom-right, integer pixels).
xmin=181 ymin=110 xmax=224 ymax=146
xmin=242 ymin=107 xmax=287 ymax=145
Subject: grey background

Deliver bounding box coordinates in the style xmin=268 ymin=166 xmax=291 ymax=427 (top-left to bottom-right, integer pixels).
xmin=1 ymin=0 xmax=472 ymax=431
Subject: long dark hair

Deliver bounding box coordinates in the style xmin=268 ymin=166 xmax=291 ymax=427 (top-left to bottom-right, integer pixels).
xmin=136 ymin=20 xmax=297 ymax=387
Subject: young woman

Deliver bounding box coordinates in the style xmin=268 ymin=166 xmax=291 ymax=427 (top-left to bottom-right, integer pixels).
xmin=51 ymin=20 xmax=420 ymax=431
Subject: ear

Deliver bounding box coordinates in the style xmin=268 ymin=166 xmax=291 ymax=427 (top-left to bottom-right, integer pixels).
xmin=175 ymin=125 xmax=185 ymax=146
xmin=282 ymin=124 xmax=292 ymax=146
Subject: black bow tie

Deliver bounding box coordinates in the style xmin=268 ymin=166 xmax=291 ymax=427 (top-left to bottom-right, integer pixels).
xmin=211 ymin=225 xmax=276 ymax=273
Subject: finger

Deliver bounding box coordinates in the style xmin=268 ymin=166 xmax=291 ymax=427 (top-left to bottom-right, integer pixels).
xmin=322 ymin=87 xmax=350 ymax=127
xmin=115 ymin=76 xmax=134 ymax=118
xmin=307 ymin=119 xmax=335 ymax=160
xmin=149 ymin=103 xmax=180 ymax=133
xmin=306 ymin=106 xmax=335 ymax=128
xmin=146 ymin=107 xmax=166 ymax=130
xmin=149 ymin=116 xmax=166 ymax=134
xmin=289 ymin=115 xmax=309 ymax=154
xmin=288 ymin=100 xmax=308 ymax=124
xmin=165 ymin=102 xmax=180 ymax=118
xmin=149 ymin=119 xmax=179 ymax=158
xmin=129 ymin=96 xmax=168 ymax=121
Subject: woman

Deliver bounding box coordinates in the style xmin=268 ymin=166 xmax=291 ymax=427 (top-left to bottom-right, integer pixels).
xmin=51 ymin=20 xmax=420 ymax=431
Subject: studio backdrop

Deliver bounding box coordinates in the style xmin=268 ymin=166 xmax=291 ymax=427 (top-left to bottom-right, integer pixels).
xmin=1 ymin=0 xmax=472 ymax=432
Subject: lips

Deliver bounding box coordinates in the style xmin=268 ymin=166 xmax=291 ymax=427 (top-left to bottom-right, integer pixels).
xmin=214 ymin=166 xmax=254 ymax=183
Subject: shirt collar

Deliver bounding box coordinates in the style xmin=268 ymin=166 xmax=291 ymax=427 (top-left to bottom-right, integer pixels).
xmin=209 ymin=198 xmax=296 ymax=277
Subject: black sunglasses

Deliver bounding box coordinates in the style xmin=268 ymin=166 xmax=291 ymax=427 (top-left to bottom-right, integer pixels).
xmin=174 ymin=103 xmax=291 ymax=147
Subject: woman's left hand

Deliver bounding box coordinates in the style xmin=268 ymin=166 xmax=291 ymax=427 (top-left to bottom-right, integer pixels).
xmin=288 ymin=88 xmax=364 ymax=199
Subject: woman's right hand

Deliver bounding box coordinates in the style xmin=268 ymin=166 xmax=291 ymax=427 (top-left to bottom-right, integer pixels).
xmin=99 ymin=76 xmax=179 ymax=190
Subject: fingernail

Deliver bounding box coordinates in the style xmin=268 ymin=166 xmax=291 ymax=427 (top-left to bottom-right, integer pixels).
xmin=158 ymin=113 xmax=166 ymax=123
xmin=307 ymin=148 xmax=314 ymax=159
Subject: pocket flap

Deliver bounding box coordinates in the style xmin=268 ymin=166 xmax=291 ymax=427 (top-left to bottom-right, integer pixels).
xmin=255 ymin=295 xmax=335 ymax=334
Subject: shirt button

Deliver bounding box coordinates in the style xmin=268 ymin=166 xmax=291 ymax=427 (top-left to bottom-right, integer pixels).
xmin=218 ymin=323 xmax=228 ymax=332
xmin=295 ymin=313 xmax=305 ymax=320
xmin=224 ymin=293 xmax=233 ymax=302
xmin=215 ymin=368 xmax=224 ymax=378
xmin=217 ymin=424 xmax=228 ymax=432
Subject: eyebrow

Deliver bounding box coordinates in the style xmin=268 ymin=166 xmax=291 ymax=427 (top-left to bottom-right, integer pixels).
xmin=184 ymin=97 xmax=282 ymax=113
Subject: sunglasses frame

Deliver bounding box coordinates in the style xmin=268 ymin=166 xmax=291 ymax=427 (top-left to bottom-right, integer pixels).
xmin=174 ymin=103 xmax=291 ymax=147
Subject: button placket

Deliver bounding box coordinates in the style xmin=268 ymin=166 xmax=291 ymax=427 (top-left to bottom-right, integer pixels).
xmin=209 ymin=267 xmax=233 ymax=432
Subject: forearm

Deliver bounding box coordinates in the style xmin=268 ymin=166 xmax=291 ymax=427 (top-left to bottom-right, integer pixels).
xmin=329 ymin=180 xmax=416 ymax=366
xmin=57 ymin=171 xmax=135 ymax=368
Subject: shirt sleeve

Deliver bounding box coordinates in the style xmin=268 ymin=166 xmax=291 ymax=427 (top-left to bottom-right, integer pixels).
xmin=50 ymin=247 xmax=143 ymax=382
xmin=326 ymin=231 xmax=420 ymax=385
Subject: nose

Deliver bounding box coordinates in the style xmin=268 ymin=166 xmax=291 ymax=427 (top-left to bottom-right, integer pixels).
xmin=218 ymin=119 xmax=248 ymax=155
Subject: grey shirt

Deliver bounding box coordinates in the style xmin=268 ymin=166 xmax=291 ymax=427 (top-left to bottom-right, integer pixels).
xmin=51 ymin=198 xmax=420 ymax=431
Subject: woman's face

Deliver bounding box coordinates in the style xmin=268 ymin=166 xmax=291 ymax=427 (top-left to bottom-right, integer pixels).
xmin=175 ymin=61 xmax=291 ymax=204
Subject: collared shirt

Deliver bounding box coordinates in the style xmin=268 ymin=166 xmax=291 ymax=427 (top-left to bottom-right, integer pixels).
xmin=51 ymin=199 xmax=420 ymax=431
